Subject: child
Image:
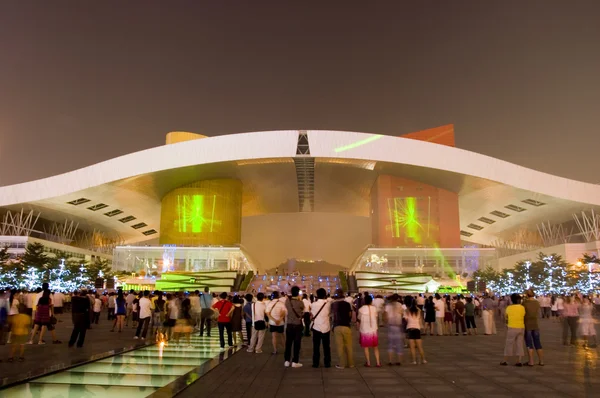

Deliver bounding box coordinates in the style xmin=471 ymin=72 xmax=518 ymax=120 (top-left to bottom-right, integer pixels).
xmin=8 ymin=310 xmax=30 ymax=362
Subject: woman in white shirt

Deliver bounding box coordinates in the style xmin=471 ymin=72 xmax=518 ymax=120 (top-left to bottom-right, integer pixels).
xmin=357 ymin=295 xmax=380 ymax=367
xmin=404 ymin=297 xmax=427 ymax=365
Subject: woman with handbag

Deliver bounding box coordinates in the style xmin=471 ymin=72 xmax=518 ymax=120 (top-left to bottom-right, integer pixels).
xmin=28 ymin=290 xmax=61 ymax=344
xmin=247 ymin=293 xmax=267 ymax=353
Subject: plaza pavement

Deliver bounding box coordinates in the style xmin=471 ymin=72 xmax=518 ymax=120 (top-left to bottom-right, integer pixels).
xmin=178 ymin=316 xmax=600 ymax=398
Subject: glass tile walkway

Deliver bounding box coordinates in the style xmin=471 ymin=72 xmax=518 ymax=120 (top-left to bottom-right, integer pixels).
xmin=1 ymin=335 xmax=231 ymax=398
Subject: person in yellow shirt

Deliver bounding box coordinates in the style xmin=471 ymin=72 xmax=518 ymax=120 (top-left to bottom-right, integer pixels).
xmin=501 ymin=293 xmax=525 ymax=366
xmin=8 ymin=311 xmax=31 ymax=362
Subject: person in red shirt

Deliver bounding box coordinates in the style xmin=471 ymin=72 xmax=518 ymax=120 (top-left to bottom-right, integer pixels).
xmin=212 ymin=292 xmax=234 ymax=349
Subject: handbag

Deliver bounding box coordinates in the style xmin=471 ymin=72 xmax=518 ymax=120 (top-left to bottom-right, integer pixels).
xmin=309 ymin=301 xmax=327 ymax=330
xmin=50 ymin=316 xmax=58 ymax=325
xmin=253 ymin=303 xmax=266 ymax=330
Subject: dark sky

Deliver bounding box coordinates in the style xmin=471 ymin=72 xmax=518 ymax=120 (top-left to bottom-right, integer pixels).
xmin=1 ymin=1 xmax=599 ymax=187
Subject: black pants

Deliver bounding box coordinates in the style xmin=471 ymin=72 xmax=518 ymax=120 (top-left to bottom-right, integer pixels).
xmin=246 ymin=321 xmax=252 ymax=344
xmin=218 ymin=322 xmax=233 ymax=348
xmin=136 ymin=317 xmax=150 ymax=338
xmin=312 ymin=330 xmax=331 ymax=367
xmin=303 ymin=313 xmax=311 ymax=336
xmin=200 ymin=309 xmax=212 ymax=336
xmin=108 ymin=309 xmax=114 ymax=320
xmin=284 ymin=324 xmax=303 ymax=364
xmin=69 ymin=324 xmax=87 ymax=347
xmin=465 ymin=316 xmax=476 ymax=329
xmin=94 ymin=312 xmax=100 ymax=324
xmin=455 ymin=315 xmax=466 ymax=334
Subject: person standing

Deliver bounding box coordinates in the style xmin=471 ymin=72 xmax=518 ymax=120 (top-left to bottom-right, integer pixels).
xmin=243 ymin=294 xmax=254 ymax=345
xmin=266 ymin=291 xmax=287 ymax=355
xmin=230 ymin=296 xmax=243 ymax=346
xmin=384 ymin=294 xmax=404 ymax=365
xmin=454 ymin=297 xmax=467 ymax=336
xmin=53 ymin=291 xmax=64 ymax=316
xmin=465 ymin=297 xmax=477 ymax=335
xmin=69 ymin=291 xmax=90 ymax=348
xmin=247 ymin=293 xmax=267 ymax=353
xmin=501 ymin=293 xmax=525 ymax=366
xmin=373 ymin=295 xmax=385 ymax=327
xmin=284 ymin=286 xmax=304 ymax=368
xmin=107 ymin=292 xmax=116 ymax=321
xmin=331 ymin=289 xmax=354 ymax=369
xmin=93 ymin=294 xmax=102 ymax=324
xmin=134 ymin=291 xmax=152 ymax=340
xmin=190 ymin=290 xmax=202 ymax=332
xmin=523 ymin=290 xmax=544 ymax=366
xmin=580 ymin=296 xmax=597 ymax=348
xmin=302 ymin=293 xmax=312 ymax=337
xmin=125 ymin=290 xmax=135 ymax=326
xmin=433 ymin=294 xmax=445 ymax=336
xmin=482 ymin=294 xmax=496 ymax=335
xmin=199 ymin=287 xmax=213 ymax=337
xmin=562 ymin=295 xmax=580 ymax=346
xmin=404 ymin=299 xmax=427 ymax=365
xmin=310 ymin=288 xmax=331 ymax=368
xmin=152 ymin=292 xmax=165 ymax=338
xmin=358 ymin=294 xmax=380 ymax=367
xmin=424 ymin=296 xmax=436 ymax=336
xmin=111 ymin=291 xmax=126 ymax=333
xmin=213 ymin=292 xmax=234 ymax=349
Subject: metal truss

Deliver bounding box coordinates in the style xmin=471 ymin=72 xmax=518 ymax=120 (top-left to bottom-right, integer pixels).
xmin=573 ymin=210 xmax=600 ymax=243
xmin=294 ymin=130 xmax=314 ymax=212
xmin=42 ymin=219 xmax=80 ymax=244
xmin=537 ymin=221 xmax=573 ymax=247
xmin=0 ymin=209 xmax=41 ymax=236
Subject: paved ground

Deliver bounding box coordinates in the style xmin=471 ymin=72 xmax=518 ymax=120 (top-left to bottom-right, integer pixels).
xmin=0 ymin=310 xmax=149 ymax=386
xmin=178 ymin=316 xmax=600 ymax=398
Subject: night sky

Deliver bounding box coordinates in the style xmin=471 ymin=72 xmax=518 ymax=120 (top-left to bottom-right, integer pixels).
xmin=1 ymin=1 xmax=599 ymax=186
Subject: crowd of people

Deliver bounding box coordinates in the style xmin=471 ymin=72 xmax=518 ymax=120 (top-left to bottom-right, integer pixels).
xmin=1 ymin=284 xmax=598 ymax=368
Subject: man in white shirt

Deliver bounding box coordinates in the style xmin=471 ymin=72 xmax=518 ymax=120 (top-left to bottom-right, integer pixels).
xmin=302 ymin=294 xmax=312 ymax=337
xmin=53 ymin=291 xmax=65 ymax=314
xmin=190 ymin=290 xmax=202 ymax=331
xmin=433 ymin=294 xmax=445 ymax=336
xmin=134 ymin=290 xmax=153 ymax=340
xmin=310 ymin=288 xmax=331 ymax=368
xmin=266 ymin=291 xmax=287 ymax=354
xmin=247 ymin=292 xmax=267 ymax=354
xmin=373 ymin=295 xmax=385 ymax=326
xmin=125 ymin=290 xmax=136 ymax=326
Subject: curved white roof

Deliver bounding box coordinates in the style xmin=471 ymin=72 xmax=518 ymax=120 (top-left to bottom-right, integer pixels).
xmin=1 ymin=130 xmax=599 ymax=250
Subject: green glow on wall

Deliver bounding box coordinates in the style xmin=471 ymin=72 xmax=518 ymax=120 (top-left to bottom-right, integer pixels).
xmin=334 ymin=135 xmax=383 ymax=153
xmin=176 ymin=194 xmax=221 ymax=233
xmin=387 ymin=197 xmax=422 ymax=243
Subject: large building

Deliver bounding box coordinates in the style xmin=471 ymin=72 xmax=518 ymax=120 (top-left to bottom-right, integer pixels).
xmin=1 ymin=126 xmax=600 ymax=292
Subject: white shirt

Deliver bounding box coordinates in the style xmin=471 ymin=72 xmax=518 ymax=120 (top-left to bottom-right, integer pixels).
xmin=190 ymin=295 xmax=201 ymax=311
xmin=344 ymin=296 xmax=354 ymax=305
xmin=266 ymin=299 xmax=287 ymax=326
xmin=434 ymin=298 xmax=445 ymax=318
xmin=404 ymin=311 xmax=421 ymax=330
xmin=358 ymin=305 xmax=378 ymax=334
xmin=373 ymin=297 xmax=385 ymax=312
xmin=385 ymin=302 xmax=403 ymax=326
xmin=416 ymin=296 xmax=425 ymax=306
xmin=94 ymin=298 xmax=102 ymax=312
xmin=557 ymin=297 xmax=565 ymax=310
xmin=53 ymin=292 xmax=64 ymax=307
xmin=9 ymin=298 xmax=20 ymax=315
xmin=302 ymin=298 xmax=311 ymax=312
xmin=251 ymin=301 xmax=266 ymax=325
xmin=126 ymin=294 xmax=135 ymax=308
xmin=310 ymin=299 xmax=331 ymax=333
xmin=138 ymin=297 xmax=152 ymax=319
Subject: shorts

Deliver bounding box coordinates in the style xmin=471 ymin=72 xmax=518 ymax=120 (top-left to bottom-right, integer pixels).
xmin=11 ymin=334 xmax=28 ymax=345
xmin=551 ymin=310 xmax=558 ymax=317
xmin=359 ymin=332 xmax=379 ymax=348
xmin=270 ymin=325 xmax=284 ymax=334
xmin=524 ymin=329 xmax=542 ymax=349
xmin=34 ymin=322 xmax=51 ymax=328
xmin=444 ymin=312 xmax=453 ymax=322
xmin=406 ymin=328 xmax=421 ymax=340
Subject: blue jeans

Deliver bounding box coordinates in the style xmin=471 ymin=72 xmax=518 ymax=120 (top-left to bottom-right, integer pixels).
xmin=524 ymin=329 xmax=542 ymax=349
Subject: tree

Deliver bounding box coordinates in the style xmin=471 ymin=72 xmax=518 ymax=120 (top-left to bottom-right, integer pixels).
xmin=86 ymin=258 xmax=114 ymax=282
xmin=0 ymin=247 xmax=23 ymax=288
xmin=21 ymin=243 xmax=49 ymax=281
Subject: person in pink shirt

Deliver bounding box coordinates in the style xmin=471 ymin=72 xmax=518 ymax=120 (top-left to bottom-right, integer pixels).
xmin=561 ymin=295 xmax=580 ymax=346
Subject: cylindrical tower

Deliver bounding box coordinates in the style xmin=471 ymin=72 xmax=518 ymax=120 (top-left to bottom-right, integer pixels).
xmin=160 ymin=179 xmax=242 ymax=246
